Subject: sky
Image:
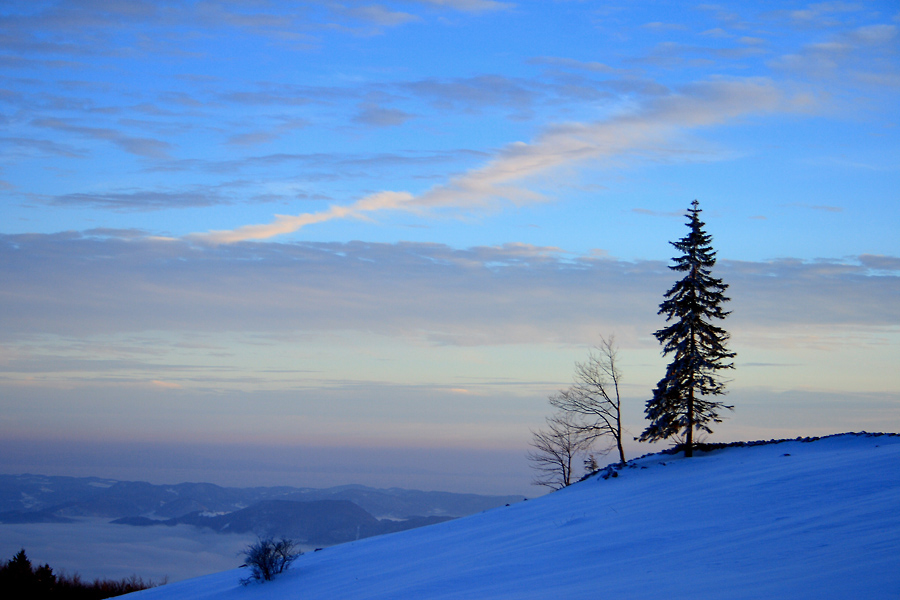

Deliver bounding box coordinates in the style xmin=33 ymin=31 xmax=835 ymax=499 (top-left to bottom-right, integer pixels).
xmin=1 ymin=0 xmax=898 ymax=495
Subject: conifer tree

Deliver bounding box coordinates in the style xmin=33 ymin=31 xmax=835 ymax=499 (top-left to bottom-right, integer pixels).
xmin=639 ymin=200 xmax=735 ymax=457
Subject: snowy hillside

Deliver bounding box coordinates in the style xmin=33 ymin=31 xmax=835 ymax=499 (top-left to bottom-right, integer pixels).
xmin=130 ymin=433 xmax=900 ymax=600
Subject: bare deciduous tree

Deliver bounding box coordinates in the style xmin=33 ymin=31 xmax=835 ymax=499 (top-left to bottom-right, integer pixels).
xmin=549 ymin=335 xmax=627 ymax=465
xmin=527 ymin=411 xmax=597 ymax=490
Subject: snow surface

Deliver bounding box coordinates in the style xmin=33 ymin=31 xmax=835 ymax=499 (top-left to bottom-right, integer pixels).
xmin=130 ymin=434 xmax=900 ymax=599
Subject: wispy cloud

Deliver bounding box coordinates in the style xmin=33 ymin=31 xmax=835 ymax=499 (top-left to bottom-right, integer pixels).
xmin=190 ymin=191 xmax=415 ymax=244
xmin=772 ymin=22 xmax=898 ymax=85
xmin=785 ymin=2 xmax=865 ymax=28
xmin=642 ymin=21 xmax=688 ymax=32
xmin=527 ymin=56 xmax=619 ymax=74
xmin=36 ymin=189 xmax=231 ymax=212
xmin=403 ymin=75 xmax=539 ymax=113
xmin=31 ymin=118 xmax=172 ymax=158
xmin=333 ymin=4 xmax=421 ymax=26
xmin=191 ymin=77 xmax=793 ymax=243
xmin=352 ymin=104 xmax=416 ymax=127
xmin=412 ymin=0 xmax=513 ymax=12
xmin=226 ymin=118 xmax=309 ymax=146
xmin=0 ymin=136 xmax=87 ymax=158
xmin=220 ymin=91 xmax=312 ymax=107
xmin=0 ymin=0 xmax=513 ymax=63
xmin=633 ymin=41 xmax=768 ymax=68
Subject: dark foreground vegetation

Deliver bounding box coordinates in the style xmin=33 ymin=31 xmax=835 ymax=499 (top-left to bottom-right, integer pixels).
xmin=0 ymin=549 xmax=161 ymax=599
xmin=240 ymin=537 xmax=301 ymax=585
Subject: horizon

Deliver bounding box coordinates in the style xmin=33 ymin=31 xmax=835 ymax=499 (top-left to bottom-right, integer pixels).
xmin=1 ymin=0 xmax=898 ymax=496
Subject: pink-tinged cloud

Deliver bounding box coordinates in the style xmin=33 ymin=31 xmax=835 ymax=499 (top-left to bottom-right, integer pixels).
xmin=189 ymin=191 xmax=415 ymax=245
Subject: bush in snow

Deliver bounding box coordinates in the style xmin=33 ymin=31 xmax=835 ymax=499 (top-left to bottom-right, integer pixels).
xmin=241 ymin=537 xmax=302 ymax=585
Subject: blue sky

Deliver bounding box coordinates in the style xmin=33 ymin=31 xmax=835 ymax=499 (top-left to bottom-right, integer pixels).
xmin=1 ymin=0 xmax=898 ymax=494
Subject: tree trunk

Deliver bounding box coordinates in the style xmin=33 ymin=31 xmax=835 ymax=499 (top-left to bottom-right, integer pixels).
xmin=616 ymin=411 xmax=626 ymax=465
xmin=686 ymin=282 xmax=698 ymax=458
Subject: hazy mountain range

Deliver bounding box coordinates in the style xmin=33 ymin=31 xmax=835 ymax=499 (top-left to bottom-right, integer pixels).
xmin=0 ymin=475 xmax=524 ymax=547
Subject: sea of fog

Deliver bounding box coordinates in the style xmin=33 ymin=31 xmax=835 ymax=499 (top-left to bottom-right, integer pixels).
xmin=0 ymin=518 xmax=265 ymax=583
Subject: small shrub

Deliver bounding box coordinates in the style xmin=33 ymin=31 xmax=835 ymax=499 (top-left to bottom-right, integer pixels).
xmin=240 ymin=538 xmax=301 ymax=585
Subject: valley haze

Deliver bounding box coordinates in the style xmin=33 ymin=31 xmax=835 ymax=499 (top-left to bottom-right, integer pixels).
xmin=0 ymin=477 xmax=522 ymax=582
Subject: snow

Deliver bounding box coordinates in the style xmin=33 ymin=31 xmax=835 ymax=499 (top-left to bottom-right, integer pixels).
xmin=129 ymin=433 xmax=900 ymax=599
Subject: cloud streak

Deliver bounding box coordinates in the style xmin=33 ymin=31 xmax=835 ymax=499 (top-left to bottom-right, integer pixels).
xmin=191 ymin=77 xmax=792 ymax=243
xmin=32 ymin=118 xmax=173 ymax=159
xmin=189 ymin=191 xmax=415 ymax=244
xmin=38 ymin=190 xmax=230 ymax=211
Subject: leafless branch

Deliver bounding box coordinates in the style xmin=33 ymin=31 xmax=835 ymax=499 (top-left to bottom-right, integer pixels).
xmin=526 ymin=411 xmax=598 ymax=490
xmin=548 ymin=335 xmax=626 ymax=465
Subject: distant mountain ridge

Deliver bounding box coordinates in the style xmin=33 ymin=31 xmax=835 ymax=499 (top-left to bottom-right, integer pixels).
xmin=0 ymin=475 xmax=522 ymax=521
xmin=0 ymin=474 xmax=524 ymax=546
xmin=111 ymin=499 xmax=454 ymax=545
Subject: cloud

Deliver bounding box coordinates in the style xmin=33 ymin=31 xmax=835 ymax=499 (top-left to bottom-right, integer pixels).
xmin=412 ymin=0 xmax=513 ymax=11
xmin=0 ymin=136 xmax=87 ymax=158
xmin=723 ymin=258 xmax=900 ymax=328
xmin=693 ymin=4 xmax=747 ymax=30
xmin=151 ymin=380 xmax=183 ymax=389
xmin=527 ymin=57 xmax=619 ymax=73
xmin=858 ymin=254 xmax=900 ymax=273
xmin=634 ymin=40 xmax=768 ymax=68
xmin=700 ymin=28 xmax=732 ymax=39
xmin=772 ymin=22 xmax=898 ymax=86
xmin=849 ymin=24 xmax=896 ymax=44
xmin=334 ymin=4 xmax=421 ymax=26
xmin=2 ymin=234 xmax=897 ymax=345
xmin=0 ymin=2 xmax=311 ymax=58
xmin=785 ymin=2 xmax=865 ymax=28
xmin=155 ymin=148 xmax=485 ymax=180
xmin=227 ymin=118 xmax=309 ymax=146
xmin=0 ymin=0 xmax=511 ymax=67
xmin=642 ymin=21 xmax=687 ymax=32
xmin=192 ymin=77 xmax=790 ymax=243
xmin=31 ymin=118 xmax=172 ymax=158
xmin=403 ymin=75 xmax=539 ymax=113
xmin=189 ymin=191 xmax=415 ymax=244
xmin=220 ymin=91 xmax=312 ymax=107
xmin=352 ymin=104 xmax=416 ymax=127
xmin=35 ymin=189 xmax=230 ymax=212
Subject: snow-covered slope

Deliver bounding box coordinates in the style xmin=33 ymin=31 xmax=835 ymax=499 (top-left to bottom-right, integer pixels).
xmin=131 ymin=433 xmax=900 ymax=600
